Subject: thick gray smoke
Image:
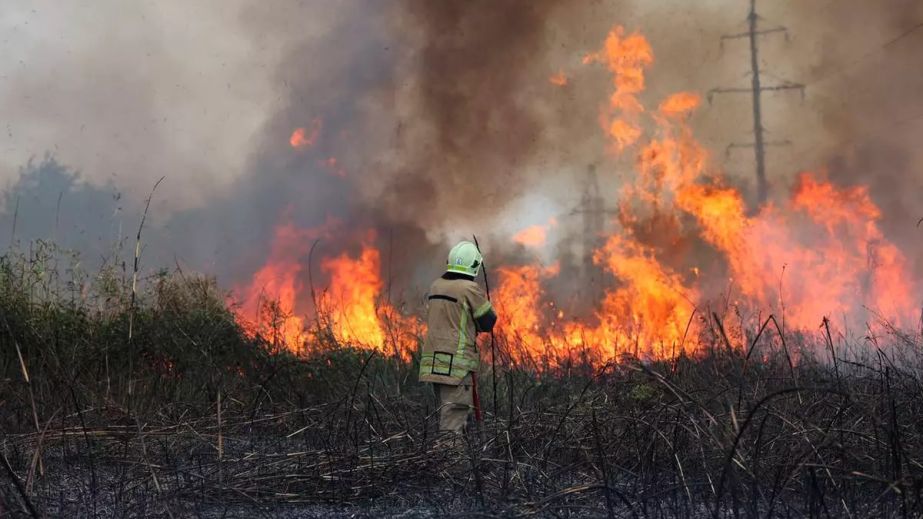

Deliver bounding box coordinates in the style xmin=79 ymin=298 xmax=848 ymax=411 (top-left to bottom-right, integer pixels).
xmin=788 ymin=0 xmax=923 ymax=255
xmin=165 ymin=0 xmax=596 ymax=287
xmin=0 ymin=0 xmax=921 ymax=290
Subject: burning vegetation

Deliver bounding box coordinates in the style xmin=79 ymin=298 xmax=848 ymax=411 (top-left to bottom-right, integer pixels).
xmin=2 ymin=3 xmax=923 ymax=517
xmin=234 ymin=25 xmax=918 ymax=367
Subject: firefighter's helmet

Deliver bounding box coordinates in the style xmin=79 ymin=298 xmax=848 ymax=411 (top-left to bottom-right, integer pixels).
xmin=446 ymin=241 xmax=482 ymax=277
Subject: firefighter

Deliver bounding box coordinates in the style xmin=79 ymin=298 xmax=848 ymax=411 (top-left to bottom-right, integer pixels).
xmin=419 ymin=240 xmax=498 ymax=434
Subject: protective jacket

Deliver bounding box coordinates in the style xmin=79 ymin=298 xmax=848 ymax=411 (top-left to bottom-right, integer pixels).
xmin=419 ymin=273 xmax=497 ymax=385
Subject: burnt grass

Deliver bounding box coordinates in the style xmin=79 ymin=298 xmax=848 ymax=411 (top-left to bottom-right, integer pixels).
xmin=2 ymin=250 xmax=923 ymax=517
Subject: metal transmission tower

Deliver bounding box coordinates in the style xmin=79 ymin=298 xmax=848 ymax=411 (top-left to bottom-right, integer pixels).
xmin=580 ymin=165 xmax=604 ymax=263
xmin=568 ymin=165 xmax=618 ymax=303
xmin=709 ymin=0 xmax=804 ymax=206
xmin=570 ymin=165 xmax=617 ymax=273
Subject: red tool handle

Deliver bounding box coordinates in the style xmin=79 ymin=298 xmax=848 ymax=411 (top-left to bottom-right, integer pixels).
xmin=471 ymin=372 xmax=482 ymax=422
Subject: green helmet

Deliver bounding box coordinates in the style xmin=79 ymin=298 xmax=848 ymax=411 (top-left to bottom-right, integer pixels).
xmin=446 ymin=240 xmax=483 ymax=277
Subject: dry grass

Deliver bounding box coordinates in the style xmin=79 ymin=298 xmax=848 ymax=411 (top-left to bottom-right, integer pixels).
xmin=1 ymin=244 xmax=922 ymax=518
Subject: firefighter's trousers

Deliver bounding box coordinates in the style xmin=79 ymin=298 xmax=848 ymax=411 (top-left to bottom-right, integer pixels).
xmin=434 ymin=375 xmax=473 ymax=433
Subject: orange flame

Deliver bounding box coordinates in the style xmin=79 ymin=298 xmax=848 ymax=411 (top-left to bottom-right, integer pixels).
xmin=290 ymin=118 xmax=322 ymax=149
xmin=234 ymin=220 xmax=317 ymax=351
xmin=586 ymin=26 xmax=653 ymax=151
xmin=237 ymin=24 xmax=917 ymax=368
xmin=235 ymin=224 xmax=419 ymax=358
xmin=513 ymin=218 xmax=557 ymax=248
xmin=488 ymin=25 xmax=917 ymax=364
xmin=318 ymin=243 xmax=420 ymax=358
xmin=495 ymin=264 xmax=554 ymax=356
xmin=513 ymin=225 xmax=547 ymax=247
xmin=677 ymin=172 xmax=915 ymax=330
xmin=318 ymin=244 xmax=387 ymax=348
xmin=549 ymin=72 xmax=568 ymax=87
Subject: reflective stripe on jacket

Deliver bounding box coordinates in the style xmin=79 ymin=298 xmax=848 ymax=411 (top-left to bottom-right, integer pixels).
xmin=418 ymin=275 xmax=492 ymax=385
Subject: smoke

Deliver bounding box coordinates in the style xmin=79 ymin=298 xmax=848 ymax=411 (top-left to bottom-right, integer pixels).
xmin=787 ymin=0 xmax=923 ymax=265
xmin=168 ymin=0 xmax=603 ymax=285
xmin=0 ymin=1 xmax=279 ymax=210
xmin=379 ymin=0 xmax=572 ymax=226
xmin=0 ymin=0 xmax=921 ymax=287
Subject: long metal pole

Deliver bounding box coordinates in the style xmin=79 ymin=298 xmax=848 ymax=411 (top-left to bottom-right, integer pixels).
xmin=472 ymin=235 xmax=497 ymax=420
xmin=748 ymin=0 xmax=768 ymax=205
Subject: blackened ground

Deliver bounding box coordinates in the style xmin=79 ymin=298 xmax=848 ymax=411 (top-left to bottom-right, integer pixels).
xmin=7 ymin=346 xmax=923 ymax=518
xmin=2 ymin=255 xmax=923 ymax=517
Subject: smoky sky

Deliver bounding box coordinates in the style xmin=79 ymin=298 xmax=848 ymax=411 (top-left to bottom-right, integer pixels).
xmin=167 ymin=0 xmax=592 ymax=284
xmin=0 ymin=0 xmax=921 ymax=286
xmin=381 ymin=0 xmax=570 ymax=223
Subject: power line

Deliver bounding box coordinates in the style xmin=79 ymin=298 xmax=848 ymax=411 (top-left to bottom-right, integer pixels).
xmin=882 ymin=21 xmax=923 ymax=48
xmin=780 ymin=20 xmax=923 ymax=168
xmin=783 ymin=107 xmax=923 ymax=171
xmin=805 ymin=19 xmax=923 ymax=88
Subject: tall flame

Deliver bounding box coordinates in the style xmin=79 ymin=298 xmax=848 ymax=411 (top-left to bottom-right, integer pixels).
xmin=235 ymin=226 xmax=419 ymax=358
xmin=484 ymin=25 xmax=917 ymax=364
xmin=586 ymin=26 xmax=653 ymax=151
xmin=234 ymin=221 xmax=316 ymax=351
xmin=318 ymin=244 xmax=387 ymax=348
xmin=238 ymin=24 xmax=918 ymax=368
